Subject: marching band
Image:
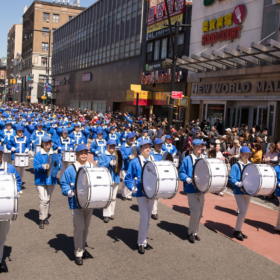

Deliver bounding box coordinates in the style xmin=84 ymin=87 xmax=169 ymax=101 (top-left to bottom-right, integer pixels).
xmin=0 ymin=104 xmax=280 ymax=272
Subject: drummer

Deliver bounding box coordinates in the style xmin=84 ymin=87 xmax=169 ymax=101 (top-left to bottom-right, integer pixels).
xmin=229 ymin=146 xmax=251 ymax=241
xmin=137 ymin=130 xmax=152 ymax=145
xmin=60 ymin=144 xmax=94 ymax=266
xmin=99 ymin=139 xmax=121 ymax=223
xmin=30 ymin=123 xmax=48 ymax=156
xmin=106 ymin=126 xmax=121 ymax=147
xmin=0 ymin=145 xmax=22 ymax=273
xmin=54 ymin=128 xmax=75 ymax=181
xmin=178 ymin=139 xmax=206 ymax=243
xmin=162 ymin=135 xmax=177 ymax=156
xmin=0 ymin=120 xmax=16 ymax=163
xmin=33 ymin=136 xmax=60 ymax=229
xmin=274 ymin=163 xmax=280 ymax=233
xmin=150 ymin=138 xmax=165 ymax=220
xmin=90 ymin=130 xmax=107 ymax=165
xmin=120 ymin=125 xmax=131 ymax=144
xmin=119 ymin=133 xmax=135 ymax=201
xmin=7 ymin=125 xmax=31 ymax=181
xmin=69 ymin=123 xmax=88 ymax=145
xmin=124 ymin=139 xmax=155 ymax=254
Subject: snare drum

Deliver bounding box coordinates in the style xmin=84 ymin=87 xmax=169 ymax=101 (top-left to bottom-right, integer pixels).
xmin=75 ymin=167 xmax=113 ymax=209
xmin=14 ymin=153 xmax=29 ymax=167
xmin=241 ymin=164 xmax=276 ymax=196
xmin=62 ymin=151 xmax=76 ymax=163
xmin=193 ymin=158 xmax=228 ymax=194
xmin=142 ymin=161 xmax=179 ymax=199
xmin=35 ymin=144 xmax=41 ymax=154
xmin=3 ymin=144 xmax=11 ymax=154
xmin=0 ymin=174 xmax=18 ymax=221
xmin=173 ymin=155 xmax=179 ymax=168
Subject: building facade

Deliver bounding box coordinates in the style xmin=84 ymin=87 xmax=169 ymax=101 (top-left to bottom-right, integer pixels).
xmin=52 ymin=0 xmax=146 ymax=113
xmin=186 ymin=0 xmax=280 ymax=139
xmin=20 ymin=0 xmax=85 ymax=103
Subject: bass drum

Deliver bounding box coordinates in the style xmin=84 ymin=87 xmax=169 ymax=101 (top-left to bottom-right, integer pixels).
xmin=193 ymin=158 xmax=228 ymax=194
xmin=242 ymin=164 xmax=276 ymax=196
xmin=0 ymin=174 xmax=18 ymax=221
xmin=75 ymin=167 xmax=113 ymax=209
xmin=62 ymin=151 xmax=76 ymax=163
xmin=142 ymin=161 xmax=179 ymax=199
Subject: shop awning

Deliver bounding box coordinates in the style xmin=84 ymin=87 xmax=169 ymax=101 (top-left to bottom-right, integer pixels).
xmin=166 ymin=39 xmax=280 ymax=73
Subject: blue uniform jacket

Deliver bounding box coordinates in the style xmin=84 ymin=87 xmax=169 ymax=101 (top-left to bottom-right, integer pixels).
xmin=53 ymin=137 xmax=75 ymax=155
xmin=120 ymin=143 xmax=135 ymax=171
xmin=30 ymin=130 xmax=48 ymax=151
xmin=0 ymin=129 xmax=16 ymax=143
xmin=0 ymin=162 xmax=22 ymax=192
xmin=106 ymin=133 xmax=121 ymax=146
xmin=274 ymin=165 xmax=280 ymax=197
xmin=229 ymin=162 xmax=248 ymax=195
xmin=7 ymin=136 xmax=31 ymax=160
xmin=90 ymin=139 xmax=107 ymax=160
xmin=179 ymin=154 xmax=204 ymax=194
xmin=33 ymin=149 xmax=60 ymax=185
xmin=150 ymin=149 xmax=164 ymax=161
xmin=162 ymin=142 xmax=178 ymax=156
xmin=69 ymin=131 xmax=88 ymax=145
xmin=99 ymin=150 xmax=121 ymax=183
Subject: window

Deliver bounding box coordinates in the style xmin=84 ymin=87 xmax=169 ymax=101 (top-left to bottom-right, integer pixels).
xmin=41 ymin=57 xmax=47 ymax=66
xmin=161 ymin=38 xmax=168 ymax=60
xmin=177 ymin=34 xmax=184 ymax=57
xmin=43 ymin=13 xmax=50 ymax=22
xmin=69 ymin=16 xmax=73 ymax=21
xmin=42 ymin=43 xmax=48 ymax=51
xmin=53 ymin=14 xmax=59 ymax=23
xmin=43 ymin=27 xmax=49 ymax=32
xmin=154 ymin=40 xmax=160 ymax=61
xmin=39 ymin=75 xmax=46 ymax=83
xmin=52 ymin=29 xmax=56 ymax=33
xmin=93 ymin=102 xmax=106 ymax=112
xmin=146 ymin=42 xmax=153 ymax=62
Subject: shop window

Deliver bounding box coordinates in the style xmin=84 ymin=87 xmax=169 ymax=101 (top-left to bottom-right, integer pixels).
xmin=146 ymin=42 xmax=153 ymax=62
xmin=80 ymin=101 xmax=92 ymax=110
xmin=154 ymin=40 xmax=160 ymax=61
xmin=161 ymin=38 xmax=168 ymax=60
xmin=207 ymin=104 xmax=224 ymax=126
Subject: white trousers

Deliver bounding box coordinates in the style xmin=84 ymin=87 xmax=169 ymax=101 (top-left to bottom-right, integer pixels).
xmin=36 ymin=185 xmax=55 ymax=220
xmin=103 ymin=183 xmax=119 ymax=217
xmin=60 ymin=161 xmax=70 ymax=181
xmin=71 ymin=209 xmax=93 ymax=257
xmin=152 ymin=198 xmax=159 ymax=215
xmin=187 ymin=193 xmax=205 ymax=235
xmin=0 ymin=221 xmax=10 ymax=263
xmin=234 ymin=194 xmax=251 ymax=232
xmin=276 ymin=197 xmax=280 ymax=231
xmin=15 ymin=166 xmax=24 ymax=181
xmin=3 ymin=153 xmax=12 ymax=164
xmin=137 ymin=197 xmax=155 ymax=246
xmin=121 ymin=170 xmax=132 ymax=198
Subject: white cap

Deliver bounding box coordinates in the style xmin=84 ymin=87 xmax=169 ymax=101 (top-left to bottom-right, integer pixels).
xmin=225 ymin=128 xmax=231 ymax=132
xmin=215 ymin=140 xmax=221 ymax=144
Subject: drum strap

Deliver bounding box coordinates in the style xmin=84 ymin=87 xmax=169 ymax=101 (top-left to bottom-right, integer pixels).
xmin=189 ymin=153 xmax=204 ymax=166
xmin=36 ymin=131 xmax=44 ymax=145
xmin=61 ymin=137 xmax=70 ymax=150
xmin=138 ymin=155 xmax=154 ymax=167
xmin=0 ymin=161 xmax=8 ymax=173
xmin=72 ymin=161 xmax=93 ymax=172
xmin=4 ymin=129 xmax=14 ymax=140
xmin=14 ymin=136 xmax=27 ymax=154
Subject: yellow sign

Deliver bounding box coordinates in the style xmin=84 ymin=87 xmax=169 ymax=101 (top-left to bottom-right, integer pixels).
xmin=130 ymin=84 xmax=142 ymax=91
xmin=203 ymin=13 xmax=233 ymax=33
xmin=10 ymin=79 xmax=16 ymax=85
xmin=147 ymin=14 xmax=183 ymax=34
xmin=41 ymin=96 xmax=46 ymax=100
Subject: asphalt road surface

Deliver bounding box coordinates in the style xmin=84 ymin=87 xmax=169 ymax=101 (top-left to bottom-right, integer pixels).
xmin=1 ymin=161 xmax=280 ymax=279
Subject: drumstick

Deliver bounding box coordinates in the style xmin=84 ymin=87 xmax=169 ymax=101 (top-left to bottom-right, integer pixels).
xmin=241 ymin=173 xmax=248 ymax=184
xmin=70 ymin=183 xmax=74 ymax=194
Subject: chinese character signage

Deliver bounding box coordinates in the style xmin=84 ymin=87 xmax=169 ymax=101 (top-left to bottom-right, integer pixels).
xmin=201 ymin=4 xmax=246 ymax=46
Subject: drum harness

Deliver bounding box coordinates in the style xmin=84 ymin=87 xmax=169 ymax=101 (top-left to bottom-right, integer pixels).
xmin=60 ymin=136 xmax=71 ymax=151
xmin=73 ymin=131 xmax=83 ymax=144
xmin=4 ymin=129 xmax=14 ymax=141
xmin=35 ymin=131 xmax=44 ymax=145
xmin=14 ymin=136 xmax=27 ymax=154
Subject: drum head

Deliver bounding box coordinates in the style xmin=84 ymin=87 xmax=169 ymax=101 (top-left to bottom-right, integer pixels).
xmin=193 ymin=159 xmax=210 ymax=193
xmin=75 ymin=167 xmax=90 ymax=209
xmin=142 ymin=161 xmax=157 ymax=199
xmin=242 ymin=164 xmax=260 ymax=195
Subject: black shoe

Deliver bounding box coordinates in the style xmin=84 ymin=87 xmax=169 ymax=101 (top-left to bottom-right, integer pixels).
xmin=39 ymin=220 xmax=44 ymax=229
xmin=82 ymin=251 xmax=91 ymax=260
xmin=241 ymin=232 xmax=248 ymax=239
xmin=122 ymin=197 xmax=127 ymax=201
xmin=127 ymin=197 xmax=132 ymax=201
xmin=145 ymin=244 xmax=152 ymax=250
xmin=188 ymin=233 xmax=195 ymax=243
xmin=109 ymin=216 xmax=114 ymax=220
xmin=151 ymin=214 xmax=158 ymax=220
xmin=234 ymin=230 xmax=244 ymax=241
xmin=104 ymin=217 xmax=109 ymax=223
xmin=0 ymin=262 xmax=7 ymax=273
xmin=195 ymin=235 xmax=201 ymax=241
xmin=138 ymin=245 xmax=145 ymax=254
xmin=75 ymin=257 xmax=83 ymax=266
xmin=44 ymin=219 xmax=49 ymax=225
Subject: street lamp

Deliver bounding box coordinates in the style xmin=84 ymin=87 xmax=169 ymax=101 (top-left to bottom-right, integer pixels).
xmin=164 ymin=0 xmax=191 ymax=133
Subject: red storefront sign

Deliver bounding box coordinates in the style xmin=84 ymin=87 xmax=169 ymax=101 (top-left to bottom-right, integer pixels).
xmin=171 ymin=91 xmax=183 ymax=99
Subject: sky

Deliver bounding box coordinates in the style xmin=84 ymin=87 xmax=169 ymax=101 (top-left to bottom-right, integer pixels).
xmin=0 ymin=0 xmax=98 ymax=58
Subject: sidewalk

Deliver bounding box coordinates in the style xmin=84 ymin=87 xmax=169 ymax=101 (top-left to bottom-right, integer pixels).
xmin=161 ymin=183 xmax=280 ymax=265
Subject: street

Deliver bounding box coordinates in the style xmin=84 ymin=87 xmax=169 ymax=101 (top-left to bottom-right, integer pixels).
xmin=1 ymin=160 xmax=280 ymax=280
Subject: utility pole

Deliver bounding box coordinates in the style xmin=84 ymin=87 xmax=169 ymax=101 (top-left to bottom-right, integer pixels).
xmin=164 ymin=0 xmax=191 ymax=133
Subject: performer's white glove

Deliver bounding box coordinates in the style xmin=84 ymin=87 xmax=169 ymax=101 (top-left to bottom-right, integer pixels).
xmin=70 ymin=148 xmax=73 ymax=151
xmin=129 ymin=155 xmax=134 ymax=159
xmin=132 ymin=187 xmax=138 ymax=194
xmin=95 ymin=151 xmax=99 ymax=155
xmin=278 ymin=183 xmax=280 ymax=188
xmin=11 ymin=147 xmax=16 ymax=152
xmin=235 ymin=182 xmax=243 ymax=188
xmin=81 ymin=141 xmax=84 ymax=144
xmin=1 ymin=139 xmax=4 ymax=142
xmin=110 ymin=160 xmax=116 ymax=166
xmin=58 ymin=147 xmax=61 ymax=150
xmin=25 ymin=148 xmax=29 ymax=153
xmin=186 ymin=177 xmax=193 ymax=184
xmin=32 ymin=140 xmax=35 ymax=143
xmin=42 ymin=164 xmax=47 ymax=170
xmin=68 ymin=190 xmax=75 ymax=198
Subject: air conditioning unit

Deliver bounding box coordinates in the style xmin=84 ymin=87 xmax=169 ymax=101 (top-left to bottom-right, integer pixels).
xmin=46 ymin=19 xmax=49 ymax=22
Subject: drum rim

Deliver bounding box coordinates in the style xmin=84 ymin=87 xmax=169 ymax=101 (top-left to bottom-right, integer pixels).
xmin=142 ymin=161 xmax=158 ymax=199
xmin=75 ymin=167 xmax=89 ymax=209
xmin=193 ymin=158 xmax=212 ymax=194
xmin=217 ymin=158 xmax=229 ymax=193
xmin=242 ymin=164 xmax=277 ymax=196
xmin=12 ymin=173 xmax=18 ymax=221
xmin=168 ymin=161 xmax=179 ymax=199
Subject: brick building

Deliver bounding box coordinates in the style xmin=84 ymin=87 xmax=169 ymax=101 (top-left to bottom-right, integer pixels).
xmin=20 ymin=0 xmax=85 ymax=103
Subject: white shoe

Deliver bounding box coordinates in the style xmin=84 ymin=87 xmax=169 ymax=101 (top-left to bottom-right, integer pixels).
xmin=219 ymin=192 xmax=224 ymax=197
